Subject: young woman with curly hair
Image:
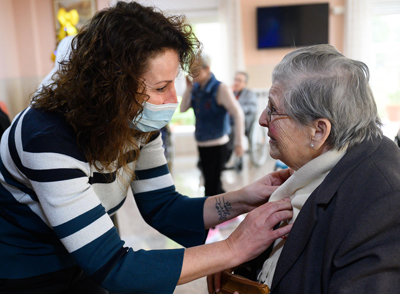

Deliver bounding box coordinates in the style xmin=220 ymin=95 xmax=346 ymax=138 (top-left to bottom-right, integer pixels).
xmin=0 ymin=2 xmax=292 ymax=293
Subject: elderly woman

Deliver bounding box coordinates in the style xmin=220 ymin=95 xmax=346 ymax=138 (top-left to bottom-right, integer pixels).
xmin=210 ymin=44 xmax=400 ymax=293
xmin=0 ymin=2 xmax=294 ymax=294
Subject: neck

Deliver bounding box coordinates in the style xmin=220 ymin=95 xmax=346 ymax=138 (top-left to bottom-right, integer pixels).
xmin=199 ymin=73 xmax=212 ymax=88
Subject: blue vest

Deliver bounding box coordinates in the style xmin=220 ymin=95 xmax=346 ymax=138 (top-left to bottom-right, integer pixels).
xmin=191 ymin=73 xmax=231 ymax=142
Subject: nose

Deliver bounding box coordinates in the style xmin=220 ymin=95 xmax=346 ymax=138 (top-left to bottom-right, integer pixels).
xmin=259 ymin=108 xmax=269 ymax=128
xmin=165 ymin=85 xmax=178 ymax=104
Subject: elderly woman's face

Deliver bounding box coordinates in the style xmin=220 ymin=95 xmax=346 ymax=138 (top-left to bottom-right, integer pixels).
xmin=259 ymin=83 xmax=314 ymax=170
xmin=142 ymin=49 xmax=180 ymax=105
xmin=192 ymin=66 xmax=211 ymax=86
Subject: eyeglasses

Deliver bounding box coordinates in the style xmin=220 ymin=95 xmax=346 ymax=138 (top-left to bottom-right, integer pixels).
xmin=266 ymin=106 xmax=288 ymax=122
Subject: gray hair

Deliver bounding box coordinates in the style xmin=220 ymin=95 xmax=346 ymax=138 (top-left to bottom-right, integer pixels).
xmin=199 ymin=53 xmax=212 ymax=68
xmin=236 ymin=71 xmax=249 ymax=83
xmin=272 ymin=44 xmax=382 ymax=151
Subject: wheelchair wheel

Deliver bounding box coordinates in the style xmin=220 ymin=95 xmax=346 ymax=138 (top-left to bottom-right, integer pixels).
xmin=249 ymin=121 xmax=269 ymax=167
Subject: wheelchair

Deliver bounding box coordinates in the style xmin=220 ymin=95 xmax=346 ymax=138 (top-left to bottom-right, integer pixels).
xmin=248 ymin=120 xmax=290 ymax=170
xmin=247 ymin=90 xmax=270 ymax=167
xmin=248 ymin=119 xmax=269 ymax=167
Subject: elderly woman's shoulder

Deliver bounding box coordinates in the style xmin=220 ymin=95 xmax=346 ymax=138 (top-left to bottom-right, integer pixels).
xmin=355 ymin=136 xmax=400 ymax=190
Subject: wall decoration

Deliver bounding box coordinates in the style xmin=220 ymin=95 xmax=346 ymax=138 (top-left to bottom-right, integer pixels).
xmin=53 ymin=0 xmax=96 ymax=42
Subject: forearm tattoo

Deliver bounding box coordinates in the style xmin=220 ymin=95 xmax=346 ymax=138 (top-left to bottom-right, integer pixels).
xmin=215 ymin=197 xmax=232 ymax=221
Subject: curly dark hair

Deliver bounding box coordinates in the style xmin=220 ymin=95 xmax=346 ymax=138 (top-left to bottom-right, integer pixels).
xmin=31 ymin=1 xmax=201 ymax=173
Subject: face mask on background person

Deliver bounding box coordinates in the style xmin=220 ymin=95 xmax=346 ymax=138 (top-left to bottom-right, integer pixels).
xmin=133 ymin=102 xmax=178 ymax=132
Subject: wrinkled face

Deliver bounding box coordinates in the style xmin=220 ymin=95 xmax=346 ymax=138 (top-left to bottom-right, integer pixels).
xmin=141 ymin=49 xmax=180 ymax=105
xmin=232 ymin=73 xmax=246 ymax=92
xmin=259 ymin=83 xmax=314 ymax=170
xmin=192 ymin=65 xmax=210 ymax=85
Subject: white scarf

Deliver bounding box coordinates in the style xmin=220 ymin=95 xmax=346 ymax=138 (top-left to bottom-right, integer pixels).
xmin=257 ymin=149 xmax=346 ymax=287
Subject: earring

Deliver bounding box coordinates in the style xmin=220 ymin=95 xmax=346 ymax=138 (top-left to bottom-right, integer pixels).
xmin=310 ymin=143 xmax=314 ymax=149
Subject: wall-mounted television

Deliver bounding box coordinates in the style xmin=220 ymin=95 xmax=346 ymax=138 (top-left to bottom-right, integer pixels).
xmin=257 ymin=3 xmax=329 ymax=49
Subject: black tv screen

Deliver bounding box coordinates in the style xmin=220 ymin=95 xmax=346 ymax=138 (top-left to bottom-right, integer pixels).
xmin=257 ymin=3 xmax=329 ymax=49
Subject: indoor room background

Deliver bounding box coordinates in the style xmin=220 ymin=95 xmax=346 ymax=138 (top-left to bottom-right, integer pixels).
xmin=1 ymin=1 xmax=399 ymax=293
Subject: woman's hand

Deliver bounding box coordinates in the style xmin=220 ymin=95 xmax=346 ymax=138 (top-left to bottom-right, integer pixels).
xmin=203 ymin=169 xmax=294 ymax=229
xmin=235 ymin=145 xmax=244 ymax=157
xmin=226 ymin=198 xmax=293 ymax=265
xmin=206 ymin=199 xmax=292 ymax=293
xmin=180 ymin=198 xmax=292 ymax=285
xmin=239 ymin=169 xmax=294 ymax=213
xmin=186 ymin=75 xmax=193 ymax=89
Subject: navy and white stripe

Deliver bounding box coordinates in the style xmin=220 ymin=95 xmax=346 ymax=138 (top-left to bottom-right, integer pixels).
xmin=0 ymin=107 xmax=207 ymax=293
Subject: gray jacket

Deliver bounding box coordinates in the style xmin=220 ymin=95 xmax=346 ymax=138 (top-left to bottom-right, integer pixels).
xmin=235 ymin=88 xmax=257 ymax=135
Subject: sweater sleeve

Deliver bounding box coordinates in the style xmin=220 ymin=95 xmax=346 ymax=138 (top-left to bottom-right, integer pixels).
xmin=6 ymin=111 xmax=203 ymax=293
xmin=131 ymin=133 xmax=207 ymax=248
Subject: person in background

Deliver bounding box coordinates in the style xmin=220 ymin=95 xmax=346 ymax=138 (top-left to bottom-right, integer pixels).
xmin=209 ymin=44 xmax=400 ymax=294
xmin=180 ymin=54 xmax=245 ymax=197
xmin=233 ymin=71 xmax=258 ymax=138
xmin=0 ymin=2 xmax=293 ymax=293
xmin=37 ymin=35 xmax=75 ymax=93
xmin=226 ymin=71 xmax=258 ymax=170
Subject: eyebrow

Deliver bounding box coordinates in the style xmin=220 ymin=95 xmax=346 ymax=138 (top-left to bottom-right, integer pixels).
xmin=154 ymin=71 xmax=181 ymax=85
xmin=267 ymin=97 xmax=276 ymax=107
xmin=154 ymin=80 xmax=173 ymax=85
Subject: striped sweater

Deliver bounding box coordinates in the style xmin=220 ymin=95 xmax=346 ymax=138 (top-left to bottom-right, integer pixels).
xmin=0 ymin=107 xmax=207 ymax=293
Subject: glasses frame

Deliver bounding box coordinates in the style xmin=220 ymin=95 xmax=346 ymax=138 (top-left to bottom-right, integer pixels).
xmin=266 ymin=106 xmax=288 ymax=122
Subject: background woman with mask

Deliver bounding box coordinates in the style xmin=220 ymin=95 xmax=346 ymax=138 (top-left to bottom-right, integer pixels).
xmin=0 ymin=2 xmax=293 ymax=293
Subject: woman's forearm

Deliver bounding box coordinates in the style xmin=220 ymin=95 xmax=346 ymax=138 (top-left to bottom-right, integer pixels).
xmin=203 ymin=190 xmax=248 ymax=229
xmin=202 ymin=169 xmax=295 ymax=229
xmin=178 ymin=240 xmax=238 ymax=285
xmin=180 ymin=198 xmax=293 ymax=285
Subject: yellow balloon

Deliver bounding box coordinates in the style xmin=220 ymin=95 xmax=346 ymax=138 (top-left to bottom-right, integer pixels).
xmin=68 ymin=9 xmax=79 ymax=26
xmin=57 ymin=8 xmax=79 ymax=41
xmin=57 ymin=8 xmax=67 ymax=24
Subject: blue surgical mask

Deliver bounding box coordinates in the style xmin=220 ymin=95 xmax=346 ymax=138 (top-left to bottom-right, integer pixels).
xmin=133 ymin=102 xmax=178 ymax=132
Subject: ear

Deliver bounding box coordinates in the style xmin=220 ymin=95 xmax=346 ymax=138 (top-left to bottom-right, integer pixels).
xmin=310 ymin=118 xmax=331 ymax=150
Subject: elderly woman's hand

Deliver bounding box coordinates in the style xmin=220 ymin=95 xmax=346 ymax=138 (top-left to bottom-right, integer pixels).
xmin=239 ymin=169 xmax=294 ymax=212
xmin=207 ymin=270 xmax=223 ymax=294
